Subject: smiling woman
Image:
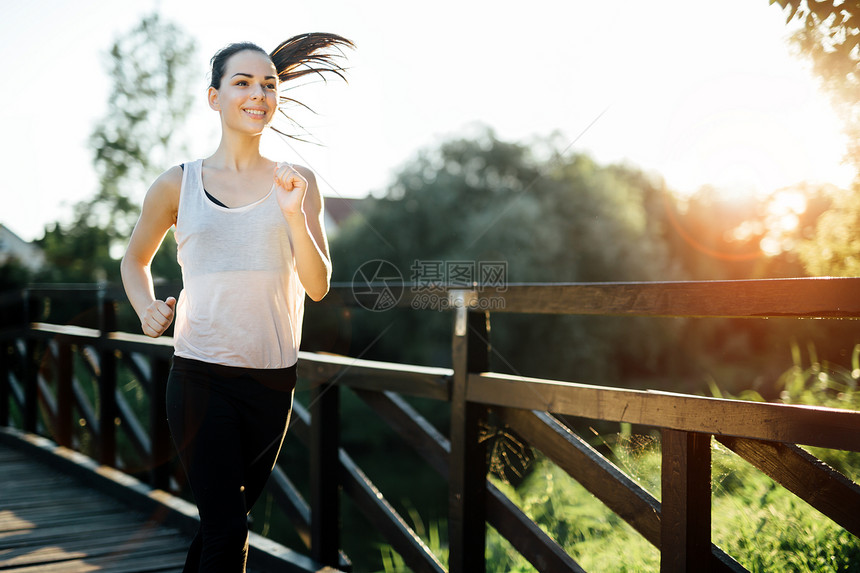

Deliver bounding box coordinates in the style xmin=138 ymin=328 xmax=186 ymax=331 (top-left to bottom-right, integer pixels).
xmin=119 ymin=32 xmax=354 ymax=573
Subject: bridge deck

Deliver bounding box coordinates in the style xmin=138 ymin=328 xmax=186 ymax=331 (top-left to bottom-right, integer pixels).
xmin=0 ymin=442 xmax=190 ymax=572
xmin=0 ymin=430 xmax=329 ymax=573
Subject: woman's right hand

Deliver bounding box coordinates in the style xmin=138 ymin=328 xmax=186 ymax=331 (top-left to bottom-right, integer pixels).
xmin=140 ymin=297 xmax=176 ymax=338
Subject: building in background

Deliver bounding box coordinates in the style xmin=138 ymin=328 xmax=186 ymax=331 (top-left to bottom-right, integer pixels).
xmin=323 ymin=196 xmax=363 ymax=239
xmin=0 ymin=225 xmax=44 ymax=272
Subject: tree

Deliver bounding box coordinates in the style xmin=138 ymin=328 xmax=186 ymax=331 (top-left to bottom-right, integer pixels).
xmin=769 ymin=1 xmax=860 ymax=276
xmin=772 ymin=0 xmax=860 ymax=154
xmin=36 ymin=13 xmax=196 ymax=283
xmin=328 ymin=129 xmax=686 ymax=383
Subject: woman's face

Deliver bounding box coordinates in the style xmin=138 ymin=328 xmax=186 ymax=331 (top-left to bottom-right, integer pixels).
xmin=209 ymin=50 xmax=279 ymax=134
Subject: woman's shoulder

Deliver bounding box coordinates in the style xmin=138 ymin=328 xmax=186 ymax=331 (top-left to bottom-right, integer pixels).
xmin=143 ymin=165 xmax=184 ymax=210
xmin=157 ymin=164 xmax=185 ymax=187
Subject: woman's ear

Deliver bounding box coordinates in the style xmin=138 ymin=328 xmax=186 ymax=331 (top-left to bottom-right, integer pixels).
xmin=207 ymin=86 xmax=220 ymax=111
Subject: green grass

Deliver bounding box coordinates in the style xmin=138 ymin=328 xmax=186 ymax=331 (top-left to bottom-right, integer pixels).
xmin=711 ymin=439 xmax=860 ymax=572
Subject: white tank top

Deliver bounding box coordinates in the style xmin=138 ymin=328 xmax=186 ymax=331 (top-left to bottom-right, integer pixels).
xmin=173 ymin=159 xmax=305 ymax=368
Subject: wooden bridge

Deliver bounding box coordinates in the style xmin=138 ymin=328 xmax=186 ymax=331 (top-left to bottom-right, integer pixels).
xmin=1 ymin=279 xmax=859 ymax=572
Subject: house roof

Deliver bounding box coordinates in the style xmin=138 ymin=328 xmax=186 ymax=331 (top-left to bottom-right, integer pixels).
xmin=324 ymin=196 xmax=363 ymax=226
xmin=0 ymin=223 xmax=44 ymax=271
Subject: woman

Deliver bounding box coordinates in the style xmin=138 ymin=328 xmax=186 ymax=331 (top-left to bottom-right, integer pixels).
xmin=120 ymin=33 xmax=353 ymax=572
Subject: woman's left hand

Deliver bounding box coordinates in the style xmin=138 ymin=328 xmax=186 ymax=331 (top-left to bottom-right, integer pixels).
xmin=274 ymin=163 xmax=308 ymax=221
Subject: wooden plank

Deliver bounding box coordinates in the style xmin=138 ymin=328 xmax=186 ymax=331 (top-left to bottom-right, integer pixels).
xmin=267 ymin=465 xmax=312 ymax=548
xmin=4 ymin=550 xmax=188 ymax=573
xmin=0 ymin=441 xmax=189 ymax=572
xmin=0 ymin=529 xmax=188 ymax=568
xmin=55 ymin=342 xmax=72 ymax=448
xmin=448 ymin=308 xmax=489 ymax=573
xmin=72 ymin=377 xmax=99 ymax=435
xmin=339 ymin=449 xmax=446 ymax=573
xmin=288 ymin=399 xmax=352 ymax=572
xmin=121 ymin=351 xmax=152 ymax=393
xmin=351 ymin=389 xmax=449 ymax=475
xmin=23 ymin=338 xmax=37 ymax=432
xmin=97 ymin=295 xmax=117 ymax=467
xmin=354 ymin=387 xmax=587 ymax=573
xmin=497 ymin=408 xmax=746 ymax=572
xmin=0 ymin=429 xmax=331 ymax=573
xmin=149 ymin=356 xmax=171 ymax=491
xmin=717 ymin=436 xmax=860 ymax=537
xmin=289 ymin=400 xmax=311 ymax=446
xmin=107 ymin=331 xmax=175 ymax=359
xmin=0 ymin=339 xmax=9 ymax=426
xmin=331 ymin=278 xmax=860 ymax=318
xmin=661 ymin=430 xmax=712 ymax=573
xmin=8 ymin=372 xmax=25 ymax=419
xmin=485 ymin=486 xmax=586 ymax=573
xmin=37 ymin=373 xmax=57 ymax=431
xmin=29 ymin=335 xmax=451 ymax=404
xmin=297 ymin=351 xmax=452 ymax=401
xmin=469 ymin=277 xmax=860 ymax=318
xmin=28 ymin=323 xmax=174 ymax=359
xmin=115 ymin=387 xmax=150 ymax=461
xmin=499 ymin=407 xmax=662 ymax=545
xmin=469 ymin=372 xmax=860 ymax=451
xmin=310 ymin=381 xmax=341 ymax=567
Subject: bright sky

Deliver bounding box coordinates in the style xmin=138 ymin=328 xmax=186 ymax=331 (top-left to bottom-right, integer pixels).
xmin=1 ymin=0 xmax=854 ymax=242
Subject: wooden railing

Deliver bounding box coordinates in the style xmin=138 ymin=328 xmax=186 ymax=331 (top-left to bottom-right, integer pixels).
xmin=1 ymin=278 xmax=859 ymax=573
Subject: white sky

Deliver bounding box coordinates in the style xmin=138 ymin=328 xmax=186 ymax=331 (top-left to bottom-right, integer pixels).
xmin=1 ymin=0 xmax=854 ymax=241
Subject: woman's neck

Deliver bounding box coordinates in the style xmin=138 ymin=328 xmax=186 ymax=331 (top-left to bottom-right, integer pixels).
xmin=207 ymin=130 xmax=268 ymax=171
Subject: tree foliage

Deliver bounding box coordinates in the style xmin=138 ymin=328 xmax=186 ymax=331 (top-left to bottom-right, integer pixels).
xmin=322 ymin=128 xmax=860 ymax=397
xmin=89 ymin=13 xmax=197 ymax=237
xmin=770 ymin=0 xmax=860 ymax=276
xmin=34 ymin=13 xmax=195 ymax=283
xmin=329 ymin=130 xmax=685 ymax=382
xmin=773 ymin=0 xmax=860 ymax=135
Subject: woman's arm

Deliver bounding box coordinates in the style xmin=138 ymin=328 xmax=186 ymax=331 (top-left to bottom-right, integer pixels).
xmin=120 ymin=166 xmax=182 ymax=337
xmin=274 ymin=164 xmax=331 ymax=301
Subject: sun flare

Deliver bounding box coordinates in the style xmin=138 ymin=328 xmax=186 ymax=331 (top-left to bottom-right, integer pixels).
xmin=658 ymin=72 xmax=852 ymax=201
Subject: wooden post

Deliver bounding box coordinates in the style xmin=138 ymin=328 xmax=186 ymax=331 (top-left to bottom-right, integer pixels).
xmin=21 ymin=290 xmax=39 ymax=433
xmin=661 ymin=429 xmax=711 ymax=573
xmin=23 ymin=290 xmax=38 ymax=434
xmin=0 ymin=339 xmax=9 ymax=427
xmin=150 ymin=356 xmax=171 ymax=490
xmin=310 ymin=378 xmax=340 ymax=566
xmin=449 ymin=291 xmax=489 ymax=573
xmin=55 ymin=342 xmax=73 ymax=448
xmin=23 ymin=338 xmax=39 ymax=433
xmin=97 ymin=288 xmax=117 ymax=466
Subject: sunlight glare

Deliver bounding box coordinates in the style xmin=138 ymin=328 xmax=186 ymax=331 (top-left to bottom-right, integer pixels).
xmin=659 ymin=72 xmax=851 ymax=200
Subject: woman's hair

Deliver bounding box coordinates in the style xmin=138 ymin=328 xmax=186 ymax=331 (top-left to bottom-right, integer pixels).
xmin=209 ymin=33 xmax=355 ymax=140
xmin=209 ymin=42 xmax=268 ymax=89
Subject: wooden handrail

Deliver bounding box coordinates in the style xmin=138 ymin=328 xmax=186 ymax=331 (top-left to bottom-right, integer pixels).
xmin=2 ymin=280 xmax=859 ymax=573
xmin=322 ymin=278 xmax=860 ymax=318
xmin=467 ymin=277 xmax=860 ymax=318
xmin=468 ymin=372 xmax=860 ymax=451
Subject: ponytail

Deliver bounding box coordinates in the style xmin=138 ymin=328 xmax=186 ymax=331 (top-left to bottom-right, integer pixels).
xmin=269 ymin=33 xmax=355 ymax=140
xmin=269 ymin=32 xmax=354 ymax=84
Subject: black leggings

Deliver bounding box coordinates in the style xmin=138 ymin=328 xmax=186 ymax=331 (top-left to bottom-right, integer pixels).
xmin=166 ymin=356 xmax=296 ymax=573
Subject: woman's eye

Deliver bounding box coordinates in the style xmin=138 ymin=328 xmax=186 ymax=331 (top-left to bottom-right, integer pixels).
xmin=266 ymin=84 xmax=276 ymax=90
xmin=236 ymin=81 xmax=248 ymax=86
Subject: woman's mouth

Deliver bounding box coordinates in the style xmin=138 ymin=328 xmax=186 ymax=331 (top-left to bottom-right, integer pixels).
xmin=243 ymin=108 xmax=267 ymax=119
